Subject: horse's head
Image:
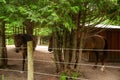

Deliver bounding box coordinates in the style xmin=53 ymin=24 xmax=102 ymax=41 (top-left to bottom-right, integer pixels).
xmin=14 ymin=34 xmax=23 ymax=53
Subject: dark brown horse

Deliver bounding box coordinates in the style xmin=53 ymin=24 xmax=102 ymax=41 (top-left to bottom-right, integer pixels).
xmin=48 ymin=34 xmax=108 ymax=71
xmin=83 ymin=35 xmax=108 ymax=71
xmin=14 ymin=34 xmax=37 ymax=71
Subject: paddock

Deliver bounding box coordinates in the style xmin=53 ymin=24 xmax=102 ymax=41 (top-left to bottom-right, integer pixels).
xmin=0 ymin=45 xmax=120 ymax=80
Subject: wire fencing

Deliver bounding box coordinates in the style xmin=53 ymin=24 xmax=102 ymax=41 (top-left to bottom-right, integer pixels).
xmin=0 ymin=46 xmax=120 ymax=80
xmin=0 ymin=57 xmax=120 ymax=69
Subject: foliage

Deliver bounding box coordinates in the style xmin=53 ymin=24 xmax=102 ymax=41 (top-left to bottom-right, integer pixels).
xmin=108 ymin=0 xmax=120 ymax=25
xmin=60 ymin=72 xmax=78 ymax=80
xmin=60 ymin=73 xmax=67 ymax=80
xmin=0 ymin=0 xmax=119 ymax=36
xmin=1 ymin=74 xmax=5 ymax=80
xmin=34 ymin=27 xmax=52 ymax=36
xmin=71 ymin=72 xmax=79 ymax=80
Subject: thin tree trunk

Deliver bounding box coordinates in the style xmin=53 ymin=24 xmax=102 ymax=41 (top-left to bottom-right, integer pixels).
xmin=64 ymin=31 xmax=70 ymax=70
xmin=57 ymin=32 xmax=64 ymax=70
xmin=0 ymin=30 xmax=2 ymax=65
xmin=24 ymin=20 xmax=34 ymax=34
xmin=0 ymin=21 xmax=7 ymax=67
xmin=70 ymin=30 xmax=77 ymax=69
xmin=76 ymin=32 xmax=84 ymax=70
xmin=53 ymin=32 xmax=61 ymax=72
xmin=37 ymin=36 xmax=41 ymax=45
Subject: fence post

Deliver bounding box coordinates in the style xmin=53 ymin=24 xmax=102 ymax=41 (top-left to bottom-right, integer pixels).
xmin=27 ymin=41 xmax=34 ymax=80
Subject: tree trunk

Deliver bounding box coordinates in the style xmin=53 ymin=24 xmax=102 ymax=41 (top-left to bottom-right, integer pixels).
xmin=76 ymin=32 xmax=85 ymax=70
xmin=70 ymin=30 xmax=77 ymax=69
xmin=0 ymin=21 xmax=8 ymax=67
xmin=0 ymin=30 xmax=2 ymax=65
xmin=53 ymin=32 xmax=61 ymax=72
xmin=37 ymin=36 xmax=41 ymax=45
xmin=64 ymin=31 xmax=70 ymax=70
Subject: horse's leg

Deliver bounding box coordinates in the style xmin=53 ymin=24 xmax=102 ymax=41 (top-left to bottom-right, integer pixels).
xmin=100 ymin=38 xmax=108 ymax=71
xmin=94 ymin=51 xmax=99 ymax=68
xmin=22 ymin=49 xmax=27 ymax=71
xmin=100 ymin=44 xmax=108 ymax=71
xmin=100 ymin=54 xmax=105 ymax=71
xmin=100 ymin=54 xmax=105 ymax=65
xmin=100 ymin=53 xmax=107 ymax=71
xmin=22 ymin=52 xmax=25 ymax=71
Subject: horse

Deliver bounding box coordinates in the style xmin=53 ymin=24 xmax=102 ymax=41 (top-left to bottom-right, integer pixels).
xmin=13 ymin=34 xmax=37 ymax=71
xmin=83 ymin=35 xmax=108 ymax=71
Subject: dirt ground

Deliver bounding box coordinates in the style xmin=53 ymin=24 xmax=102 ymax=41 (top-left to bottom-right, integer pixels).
xmin=0 ymin=45 xmax=120 ymax=80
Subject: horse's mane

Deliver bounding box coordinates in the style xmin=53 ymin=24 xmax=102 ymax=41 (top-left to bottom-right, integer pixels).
xmin=22 ymin=34 xmax=34 ymax=43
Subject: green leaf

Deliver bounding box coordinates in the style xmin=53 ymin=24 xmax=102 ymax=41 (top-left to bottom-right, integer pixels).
xmin=30 ymin=4 xmax=37 ymax=10
xmin=38 ymin=27 xmax=52 ymax=36
xmin=72 ymin=72 xmax=79 ymax=80
xmin=63 ymin=22 xmax=70 ymax=28
xmin=0 ymin=0 xmax=6 ymax=4
xmin=70 ymin=6 xmax=79 ymax=13
xmin=60 ymin=73 xmax=67 ymax=80
xmin=18 ymin=6 xmax=27 ymax=15
xmin=51 ymin=12 xmax=60 ymax=21
xmin=5 ymin=4 xmax=16 ymax=13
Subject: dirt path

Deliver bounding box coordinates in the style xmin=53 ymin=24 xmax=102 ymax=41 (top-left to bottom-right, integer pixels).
xmin=0 ymin=45 xmax=120 ymax=80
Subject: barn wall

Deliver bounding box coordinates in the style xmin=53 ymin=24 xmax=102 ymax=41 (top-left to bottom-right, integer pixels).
xmin=102 ymin=29 xmax=120 ymax=62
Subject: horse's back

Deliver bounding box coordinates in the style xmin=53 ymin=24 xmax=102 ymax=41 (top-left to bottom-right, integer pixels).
xmin=84 ymin=35 xmax=105 ymax=49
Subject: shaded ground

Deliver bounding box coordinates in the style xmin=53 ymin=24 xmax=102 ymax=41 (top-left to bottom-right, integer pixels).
xmin=0 ymin=45 xmax=120 ymax=80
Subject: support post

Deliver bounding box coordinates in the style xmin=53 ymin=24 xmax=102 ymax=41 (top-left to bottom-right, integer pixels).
xmin=27 ymin=41 xmax=34 ymax=80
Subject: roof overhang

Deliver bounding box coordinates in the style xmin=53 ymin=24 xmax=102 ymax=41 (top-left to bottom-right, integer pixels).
xmin=95 ymin=24 xmax=120 ymax=29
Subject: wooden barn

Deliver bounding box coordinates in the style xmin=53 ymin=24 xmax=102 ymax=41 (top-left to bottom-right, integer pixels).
xmin=83 ymin=25 xmax=120 ymax=62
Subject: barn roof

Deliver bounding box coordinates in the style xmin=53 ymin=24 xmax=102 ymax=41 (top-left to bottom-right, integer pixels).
xmin=95 ymin=24 xmax=120 ymax=29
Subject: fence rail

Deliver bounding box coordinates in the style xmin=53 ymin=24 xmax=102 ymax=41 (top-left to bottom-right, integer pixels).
xmin=0 ymin=45 xmax=120 ymax=80
xmin=1 ymin=46 xmax=120 ymax=52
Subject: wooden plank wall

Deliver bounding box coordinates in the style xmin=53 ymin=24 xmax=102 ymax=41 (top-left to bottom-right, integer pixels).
xmin=100 ymin=29 xmax=120 ymax=62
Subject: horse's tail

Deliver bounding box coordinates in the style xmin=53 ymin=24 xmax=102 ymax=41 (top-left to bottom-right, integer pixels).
xmin=103 ymin=38 xmax=108 ymax=58
xmin=104 ymin=38 xmax=108 ymax=49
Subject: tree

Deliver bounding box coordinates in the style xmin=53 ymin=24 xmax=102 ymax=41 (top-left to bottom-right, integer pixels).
xmin=0 ymin=0 xmax=53 ymax=67
xmin=0 ymin=0 xmax=8 ymax=67
xmin=107 ymin=0 xmax=120 ymax=25
xmin=47 ymin=0 xmax=119 ymax=78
